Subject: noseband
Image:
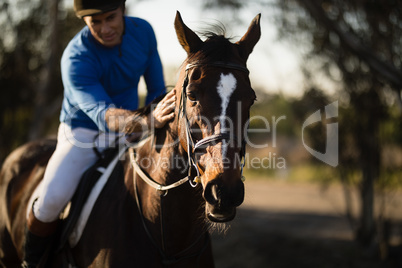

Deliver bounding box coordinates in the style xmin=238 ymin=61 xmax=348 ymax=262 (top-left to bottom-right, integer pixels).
xmin=179 ymin=62 xmax=249 ymax=186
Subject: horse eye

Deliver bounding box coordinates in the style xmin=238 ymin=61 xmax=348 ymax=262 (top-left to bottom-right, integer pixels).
xmin=186 ymin=83 xmax=198 ymax=102
xmin=187 ymin=91 xmax=197 ymax=102
xmin=191 ymin=69 xmax=202 ymax=81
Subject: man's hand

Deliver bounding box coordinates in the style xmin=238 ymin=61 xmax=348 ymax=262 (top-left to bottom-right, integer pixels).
xmin=105 ymin=89 xmax=176 ymax=133
xmin=149 ymin=89 xmax=176 ymax=129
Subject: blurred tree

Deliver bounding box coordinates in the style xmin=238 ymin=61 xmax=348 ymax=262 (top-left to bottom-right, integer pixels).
xmin=28 ymin=0 xmax=61 ymax=141
xmin=202 ymin=0 xmax=402 ymax=249
xmin=292 ymin=87 xmax=330 ymax=155
xmin=0 ymin=0 xmax=83 ymax=163
xmin=274 ymin=0 xmax=402 ymax=249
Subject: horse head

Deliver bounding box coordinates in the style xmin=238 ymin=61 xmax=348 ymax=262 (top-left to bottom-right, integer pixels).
xmin=174 ymin=11 xmax=261 ymax=223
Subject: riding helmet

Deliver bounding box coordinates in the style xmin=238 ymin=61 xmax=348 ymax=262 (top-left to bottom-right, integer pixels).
xmin=74 ymin=0 xmax=126 ymax=18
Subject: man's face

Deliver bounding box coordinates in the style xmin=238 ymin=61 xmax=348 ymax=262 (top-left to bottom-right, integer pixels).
xmin=83 ymin=7 xmax=124 ymax=48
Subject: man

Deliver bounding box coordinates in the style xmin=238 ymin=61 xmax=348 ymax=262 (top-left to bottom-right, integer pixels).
xmin=22 ymin=0 xmax=175 ymax=267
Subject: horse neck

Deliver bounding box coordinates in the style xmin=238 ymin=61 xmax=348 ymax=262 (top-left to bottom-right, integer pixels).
xmin=129 ymin=130 xmax=207 ymax=250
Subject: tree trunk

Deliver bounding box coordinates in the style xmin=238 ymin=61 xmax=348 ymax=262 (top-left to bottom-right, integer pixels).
xmin=354 ymin=88 xmax=381 ymax=246
xmin=357 ymin=162 xmax=376 ymax=245
xmin=339 ymin=169 xmax=356 ymax=230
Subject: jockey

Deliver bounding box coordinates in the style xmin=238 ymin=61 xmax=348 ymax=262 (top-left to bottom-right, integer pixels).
xmin=22 ymin=0 xmax=175 ymax=267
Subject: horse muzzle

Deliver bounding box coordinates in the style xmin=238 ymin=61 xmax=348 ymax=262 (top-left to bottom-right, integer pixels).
xmin=203 ymin=177 xmax=245 ymax=222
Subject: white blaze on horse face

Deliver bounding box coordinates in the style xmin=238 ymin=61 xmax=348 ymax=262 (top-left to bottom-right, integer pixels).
xmin=217 ymin=72 xmax=237 ymax=158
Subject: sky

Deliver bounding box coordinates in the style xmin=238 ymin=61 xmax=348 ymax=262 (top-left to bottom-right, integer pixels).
xmin=125 ymin=0 xmax=305 ymax=97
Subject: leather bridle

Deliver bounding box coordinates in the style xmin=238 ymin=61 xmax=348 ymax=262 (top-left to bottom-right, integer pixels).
xmin=129 ymin=61 xmax=249 ymax=193
xmin=179 ymin=61 xmax=249 ymax=187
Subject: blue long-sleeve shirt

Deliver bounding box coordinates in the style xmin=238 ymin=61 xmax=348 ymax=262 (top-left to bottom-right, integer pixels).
xmin=60 ymin=16 xmax=165 ymax=132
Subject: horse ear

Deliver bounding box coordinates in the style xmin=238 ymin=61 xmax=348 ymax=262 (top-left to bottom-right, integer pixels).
xmin=174 ymin=11 xmax=203 ymax=55
xmin=236 ymin=14 xmax=261 ymax=61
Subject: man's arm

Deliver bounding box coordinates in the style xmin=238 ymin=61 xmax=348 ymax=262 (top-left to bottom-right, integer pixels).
xmin=105 ymin=89 xmax=176 ymax=133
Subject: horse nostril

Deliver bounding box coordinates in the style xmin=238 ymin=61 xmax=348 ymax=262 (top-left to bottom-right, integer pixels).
xmin=204 ymin=179 xmax=245 ymax=208
xmin=211 ymin=184 xmax=218 ymax=201
xmin=203 ymin=182 xmax=219 ymax=205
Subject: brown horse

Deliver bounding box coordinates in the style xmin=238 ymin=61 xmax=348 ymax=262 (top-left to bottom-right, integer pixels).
xmin=0 ymin=11 xmax=261 ymax=267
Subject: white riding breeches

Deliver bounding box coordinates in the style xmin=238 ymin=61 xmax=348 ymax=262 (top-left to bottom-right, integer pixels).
xmin=33 ymin=123 xmax=122 ymax=223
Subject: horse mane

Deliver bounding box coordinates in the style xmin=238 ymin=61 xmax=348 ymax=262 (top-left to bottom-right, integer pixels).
xmin=189 ymin=25 xmax=235 ymax=64
xmin=134 ymin=93 xmax=166 ymax=117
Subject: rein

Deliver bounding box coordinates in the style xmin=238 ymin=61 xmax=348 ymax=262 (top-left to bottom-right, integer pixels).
xmin=129 ymin=61 xmax=249 ymax=265
xmin=129 ymin=148 xmax=189 ymax=194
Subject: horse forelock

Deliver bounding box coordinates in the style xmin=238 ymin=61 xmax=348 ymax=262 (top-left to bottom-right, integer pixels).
xmin=188 ymin=34 xmax=236 ymax=65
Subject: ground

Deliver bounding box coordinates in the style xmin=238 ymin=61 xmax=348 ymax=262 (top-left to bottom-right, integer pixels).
xmin=211 ymin=179 xmax=402 ymax=268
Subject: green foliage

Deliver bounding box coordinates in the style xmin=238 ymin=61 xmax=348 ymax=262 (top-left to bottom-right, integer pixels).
xmin=246 ymin=88 xmax=402 ymax=186
xmin=250 ymin=91 xmax=296 ymax=137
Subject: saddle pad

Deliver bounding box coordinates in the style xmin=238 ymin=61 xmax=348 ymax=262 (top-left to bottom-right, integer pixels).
xmin=41 ymin=145 xmax=127 ymax=253
xmin=67 ymin=146 xmax=127 ymax=247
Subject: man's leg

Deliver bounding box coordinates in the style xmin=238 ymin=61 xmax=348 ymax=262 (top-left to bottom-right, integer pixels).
xmin=21 ymin=201 xmax=59 ymax=268
xmin=22 ymin=124 xmax=99 ymax=267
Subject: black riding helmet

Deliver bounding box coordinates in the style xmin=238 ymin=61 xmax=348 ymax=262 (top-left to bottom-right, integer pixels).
xmin=74 ymin=0 xmax=126 ymax=18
